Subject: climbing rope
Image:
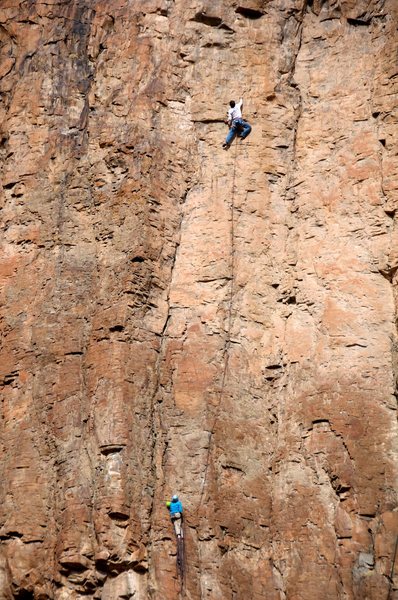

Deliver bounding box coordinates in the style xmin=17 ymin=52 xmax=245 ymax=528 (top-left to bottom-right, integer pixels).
xmin=387 ymin=534 xmax=398 ymax=600
xmin=198 ymin=137 xmax=239 ymax=508
xmin=176 ymin=533 xmax=186 ymax=584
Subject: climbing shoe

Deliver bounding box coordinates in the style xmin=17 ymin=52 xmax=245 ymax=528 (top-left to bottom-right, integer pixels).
xmin=222 ymin=143 xmax=230 ymax=150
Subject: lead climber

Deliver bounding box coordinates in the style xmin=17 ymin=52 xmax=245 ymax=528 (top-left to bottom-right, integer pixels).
xmin=222 ymin=97 xmax=252 ymax=150
xmin=166 ymin=495 xmax=183 ymax=538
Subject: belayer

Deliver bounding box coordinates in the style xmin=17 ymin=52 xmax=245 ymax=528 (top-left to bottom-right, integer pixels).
xmin=222 ymin=97 xmax=252 ymax=150
xmin=166 ymin=495 xmax=183 ymax=537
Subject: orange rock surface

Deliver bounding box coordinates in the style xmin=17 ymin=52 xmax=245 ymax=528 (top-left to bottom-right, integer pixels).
xmin=0 ymin=1 xmax=397 ymax=598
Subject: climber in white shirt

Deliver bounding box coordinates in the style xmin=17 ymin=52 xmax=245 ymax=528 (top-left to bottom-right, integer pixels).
xmin=223 ymin=98 xmax=252 ymax=149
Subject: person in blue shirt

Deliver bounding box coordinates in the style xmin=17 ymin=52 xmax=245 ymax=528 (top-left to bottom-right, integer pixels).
xmin=166 ymin=495 xmax=183 ymax=537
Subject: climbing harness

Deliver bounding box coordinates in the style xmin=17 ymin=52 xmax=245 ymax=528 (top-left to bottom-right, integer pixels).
xmin=198 ymin=137 xmax=238 ymax=508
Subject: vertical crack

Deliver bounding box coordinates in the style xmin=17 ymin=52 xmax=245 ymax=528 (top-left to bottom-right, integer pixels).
xmin=269 ymin=4 xmax=307 ymax=594
xmin=146 ymin=183 xmax=195 ymax=596
xmin=284 ymin=5 xmax=306 ymax=195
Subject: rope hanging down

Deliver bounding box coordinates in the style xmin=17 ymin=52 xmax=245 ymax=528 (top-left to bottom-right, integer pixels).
xmin=176 ymin=533 xmax=186 ymax=583
xmin=387 ymin=535 xmax=398 ymax=600
xmin=198 ymin=138 xmax=239 ymax=508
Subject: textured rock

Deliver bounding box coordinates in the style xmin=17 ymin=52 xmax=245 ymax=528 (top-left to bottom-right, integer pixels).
xmin=0 ymin=0 xmax=398 ymax=598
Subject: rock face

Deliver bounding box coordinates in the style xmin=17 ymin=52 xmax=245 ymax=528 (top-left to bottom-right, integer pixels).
xmin=0 ymin=0 xmax=398 ymax=598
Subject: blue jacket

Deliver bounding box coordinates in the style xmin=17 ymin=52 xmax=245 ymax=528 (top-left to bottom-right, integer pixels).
xmin=169 ymin=500 xmax=183 ymax=515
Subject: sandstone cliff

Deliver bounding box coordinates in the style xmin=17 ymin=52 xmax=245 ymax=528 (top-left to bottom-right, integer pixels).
xmin=0 ymin=0 xmax=398 ymax=598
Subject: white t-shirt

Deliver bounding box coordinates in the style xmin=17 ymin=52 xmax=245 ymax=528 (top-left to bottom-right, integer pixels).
xmin=227 ymin=99 xmax=243 ymax=122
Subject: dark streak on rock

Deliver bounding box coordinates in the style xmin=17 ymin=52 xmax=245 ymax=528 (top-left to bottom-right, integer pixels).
xmin=235 ymin=7 xmax=264 ymax=20
xmin=191 ymin=12 xmax=234 ymax=32
xmin=347 ymin=17 xmax=371 ymax=27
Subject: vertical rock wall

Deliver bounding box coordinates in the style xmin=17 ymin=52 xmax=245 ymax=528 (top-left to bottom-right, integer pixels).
xmin=0 ymin=0 xmax=397 ymax=598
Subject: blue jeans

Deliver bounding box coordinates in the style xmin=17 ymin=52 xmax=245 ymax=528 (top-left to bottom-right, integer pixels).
xmin=225 ymin=118 xmax=252 ymax=145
